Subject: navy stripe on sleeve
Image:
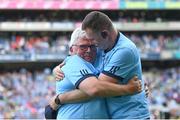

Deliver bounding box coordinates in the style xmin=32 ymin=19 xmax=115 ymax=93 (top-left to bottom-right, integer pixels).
xmin=75 ymin=74 xmax=96 ymax=89
xmin=102 ymin=70 xmax=124 ymax=81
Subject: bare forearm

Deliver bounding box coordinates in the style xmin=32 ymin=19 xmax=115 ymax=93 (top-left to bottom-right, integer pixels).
xmin=59 ymin=89 xmax=93 ymax=104
xmin=93 ymin=81 xmax=131 ymax=97
xmin=79 ymin=76 xmax=140 ymax=97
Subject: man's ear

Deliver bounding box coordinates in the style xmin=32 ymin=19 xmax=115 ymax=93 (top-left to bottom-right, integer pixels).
xmin=101 ymin=30 xmax=108 ymax=39
xmin=69 ymin=47 xmax=73 ymax=55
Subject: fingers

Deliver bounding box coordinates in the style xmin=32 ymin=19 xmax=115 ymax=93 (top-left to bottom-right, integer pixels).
xmin=128 ymin=76 xmax=138 ymax=84
xmin=132 ymin=75 xmax=138 ymax=81
xmin=55 ymin=72 xmax=65 ymax=81
xmin=53 ymin=63 xmax=65 ymax=81
xmin=132 ymin=76 xmax=142 ymax=93
xmin=53 ymin=65 xmax=60 ymax=73
xmin=145 ymin=84 xmax=149 ymax=98
xmin=127 ymin=76 xmax=143 ymax=94
xmin=136 ymin=79 xmax=142 ymax=93
xmin=59 ymin=62 xmax=65 ymax=68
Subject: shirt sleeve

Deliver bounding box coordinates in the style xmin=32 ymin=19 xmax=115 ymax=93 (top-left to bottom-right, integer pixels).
xmin=102 ymin=48 xmax=138 ymax=81
xmin=62 ymin=55 xmax=97 ymax=88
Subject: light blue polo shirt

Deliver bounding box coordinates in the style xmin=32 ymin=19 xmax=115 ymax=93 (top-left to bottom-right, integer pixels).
xmin=94 ymin=48 xmax=105 ymax=72
xmin=102 ymin=33 xmax=150 ymax=119
xmin=56 ymin=55 xmax=109 ymax=119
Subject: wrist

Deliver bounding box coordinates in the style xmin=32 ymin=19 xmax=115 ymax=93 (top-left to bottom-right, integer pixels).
xmin=55 ymin=94 xmax=62 ymax=105
xmin=126 ymin=84 xmax=134 ymax=95
xmin=123 ymin=84 xmax=131 ymax=95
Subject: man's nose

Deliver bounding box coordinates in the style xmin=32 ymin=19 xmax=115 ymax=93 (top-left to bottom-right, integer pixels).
xmin=86 ymin=46 xmax=91 ymax=52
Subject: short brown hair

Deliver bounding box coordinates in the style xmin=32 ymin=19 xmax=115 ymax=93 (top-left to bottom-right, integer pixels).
xmin=82 ymin=11 xmax=113 ymax=32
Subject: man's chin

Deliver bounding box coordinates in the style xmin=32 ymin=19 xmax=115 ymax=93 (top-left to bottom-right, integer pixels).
xmin=84 ymin=57 xmax=93 ymax=63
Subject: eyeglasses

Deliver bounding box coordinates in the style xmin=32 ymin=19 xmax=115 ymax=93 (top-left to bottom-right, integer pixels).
xmin=72 ymin=44 xmax=97 ymax=51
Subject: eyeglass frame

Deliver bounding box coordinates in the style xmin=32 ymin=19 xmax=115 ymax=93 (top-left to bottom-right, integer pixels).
xmin=72 ymin=44 xmax=97 ymax=51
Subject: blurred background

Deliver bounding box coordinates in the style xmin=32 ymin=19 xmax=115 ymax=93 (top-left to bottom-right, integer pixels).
xmin=0 ymin=0 xmax=180 ymax=119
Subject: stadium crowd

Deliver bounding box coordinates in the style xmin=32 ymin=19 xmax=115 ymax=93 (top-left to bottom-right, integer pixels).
xmin=0 ymin=67 xmax=179 ymax=119
xmin=127 ymin=33 xmax=180 ymax=59
xmin=0 ymin=34 xmax=69 ymax=55
xmin=0 ymin=68 xmax=55 ymax=118
xmin=143 ymin=67 xmax=180 ymax=119
xmin=0 ymin=33 xmax=179 ymax=59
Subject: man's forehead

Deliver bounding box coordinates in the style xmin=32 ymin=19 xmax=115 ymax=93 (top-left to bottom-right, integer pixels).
xmin=76 ymin=38 xmax=95 ymax=45
xmin=85 ymin=29 xmax=94 ymax=37
xmin=85 ymin=30 xmax=99 ymax=41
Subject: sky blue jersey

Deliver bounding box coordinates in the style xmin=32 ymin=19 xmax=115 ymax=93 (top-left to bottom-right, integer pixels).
xmin=102 ymin=33 xmax=150 ymax=119
xmin=56 ymin=55 xmax=109 ymax=119
xmin=94 ymin=48 xmax=105 ymax=72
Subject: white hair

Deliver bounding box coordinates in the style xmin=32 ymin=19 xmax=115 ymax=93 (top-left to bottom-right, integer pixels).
xmin=69 ymin=27 xmax=87 ymax=47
